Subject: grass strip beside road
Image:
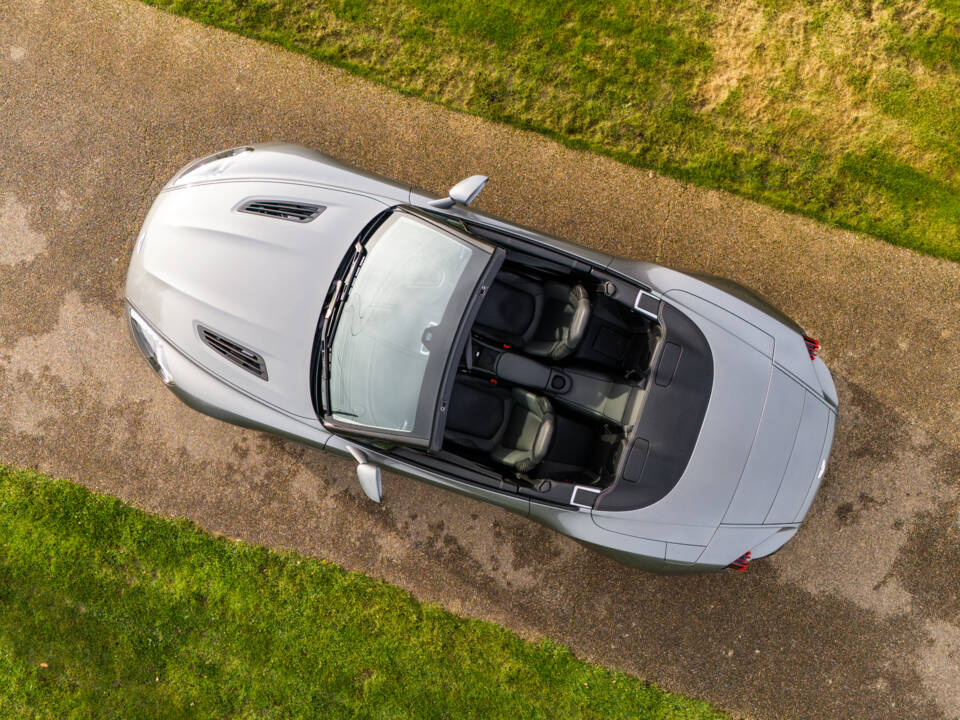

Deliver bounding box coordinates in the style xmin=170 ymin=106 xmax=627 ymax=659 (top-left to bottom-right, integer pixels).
xmin=140 ymin=0 xmax=960 ymax=262
xmin=0 ymin=465 xmax=728 ymax=719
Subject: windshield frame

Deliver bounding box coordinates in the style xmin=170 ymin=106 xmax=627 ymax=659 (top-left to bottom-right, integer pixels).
xmin=317 ymin=207 xmax=496 ymax=447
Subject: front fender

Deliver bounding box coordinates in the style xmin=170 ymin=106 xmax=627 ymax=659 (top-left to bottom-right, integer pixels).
xmin=156 ymin=329 xmax=331 ymax=449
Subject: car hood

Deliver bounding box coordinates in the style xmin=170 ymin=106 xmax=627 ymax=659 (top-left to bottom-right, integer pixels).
xmin=125 ymin=179 xmax=388 ymax=418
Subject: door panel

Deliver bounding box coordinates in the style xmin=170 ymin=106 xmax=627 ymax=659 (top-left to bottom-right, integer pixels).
xmin=324 ymin=434 xmax=530 ymax=516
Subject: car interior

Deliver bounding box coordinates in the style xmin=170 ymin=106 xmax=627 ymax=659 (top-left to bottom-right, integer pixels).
xmin=441 ymin=252 xmax=662 ymax=493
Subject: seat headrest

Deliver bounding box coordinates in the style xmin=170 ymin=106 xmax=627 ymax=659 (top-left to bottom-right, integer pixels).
xmin=567 ymin=285 xmax=591 ymax=348
xmin=531 ymin=413 xmax=555 ymax=466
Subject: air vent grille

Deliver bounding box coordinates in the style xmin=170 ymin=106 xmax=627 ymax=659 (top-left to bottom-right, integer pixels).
xmin=237 ymin=199 xmax=325 ymax=223
xmin=198 ymin=325 xmax=268 ymax=380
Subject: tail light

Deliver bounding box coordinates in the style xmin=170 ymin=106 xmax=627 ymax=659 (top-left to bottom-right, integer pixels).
xmin=728 ymin=552 xmax=751 ymax=572
xmin=803 ymin=335 xmax=820 ymax=360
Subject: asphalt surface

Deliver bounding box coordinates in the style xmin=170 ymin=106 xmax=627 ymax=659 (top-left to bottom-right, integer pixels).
xmin=2 ymin=1 xmax=959 ymax=718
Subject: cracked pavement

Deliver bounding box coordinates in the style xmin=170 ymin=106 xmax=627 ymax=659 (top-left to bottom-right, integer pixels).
xmin=1 ymin=1 xmax=959 ymax=718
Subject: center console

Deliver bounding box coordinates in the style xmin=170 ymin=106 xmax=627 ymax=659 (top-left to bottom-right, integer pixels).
xmin=470 ymin=339 xmax=643 ymax=426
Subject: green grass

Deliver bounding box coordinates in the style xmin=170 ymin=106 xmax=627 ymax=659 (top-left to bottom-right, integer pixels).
xmin=140 ymin=0 xmax=960 ymax=262
xmin=0 ymin=465 xmax=727 ymax=719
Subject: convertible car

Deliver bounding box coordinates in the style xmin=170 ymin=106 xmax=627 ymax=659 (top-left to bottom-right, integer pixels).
xmin=125 ymin=143 xmax=838 ymax=572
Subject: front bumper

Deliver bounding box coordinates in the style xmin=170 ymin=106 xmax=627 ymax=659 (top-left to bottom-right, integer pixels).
xmin=127 ymin=303 xmax=174 ymax=386
xmin=124 ymin=300 xmax=330 ymax=450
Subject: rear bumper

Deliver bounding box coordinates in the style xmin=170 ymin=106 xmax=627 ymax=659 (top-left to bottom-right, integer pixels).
xmin=813 ymin=357 xmax=838 ymax=409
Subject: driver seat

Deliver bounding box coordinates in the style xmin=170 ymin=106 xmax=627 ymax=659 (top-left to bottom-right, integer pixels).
xmin=445 ymin=377 xmax=555 ymax=473
xmin=474 ymin=272 xmax=590 ymax=361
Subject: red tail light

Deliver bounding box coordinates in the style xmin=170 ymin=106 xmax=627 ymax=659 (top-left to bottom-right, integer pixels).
xmin=803 ymin=335 xmax=820 ymax=360
xmin=728 ymin=552 xmax=751 ymax=572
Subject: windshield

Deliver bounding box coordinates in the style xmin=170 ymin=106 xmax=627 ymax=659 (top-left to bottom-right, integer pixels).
xmin=326 ymin=212 xmax=492 ymax=439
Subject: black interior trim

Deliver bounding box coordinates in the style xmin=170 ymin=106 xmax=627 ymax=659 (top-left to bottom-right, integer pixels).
xmin=420 ymin=207 xmax=596 ymax=276
xmin=596 ymin=302 xmax=713 ymax=511
xmin=391 ymin=446 xmax=510 ymax=492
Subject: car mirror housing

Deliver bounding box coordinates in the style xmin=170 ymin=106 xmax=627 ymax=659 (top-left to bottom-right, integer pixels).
xmin=356 ymin=463 xmax=382 ymax=503
xmin=347 ymin=445 xmax=383 ymax=503
xmin=429 ymin=175 xmax=488 ymax=208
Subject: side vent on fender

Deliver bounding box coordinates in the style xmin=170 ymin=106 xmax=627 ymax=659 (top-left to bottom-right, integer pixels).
xmin=198 ymin=325 xmax=268 ymax=380
xmin=237 ymin=199 xmax=325 ymax=223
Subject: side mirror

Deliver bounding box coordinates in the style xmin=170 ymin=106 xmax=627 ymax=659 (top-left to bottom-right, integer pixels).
xmin=356 ymin=463 xmax=382 ymax=503
xmin=347 ymin=445 xmax=382 ymax=503
xmin=429 ymin=175 xmax=488 ymax=208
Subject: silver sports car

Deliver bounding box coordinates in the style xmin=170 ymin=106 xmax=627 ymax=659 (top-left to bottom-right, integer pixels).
xmin=125 ymin=143 xmax=838 ymax=573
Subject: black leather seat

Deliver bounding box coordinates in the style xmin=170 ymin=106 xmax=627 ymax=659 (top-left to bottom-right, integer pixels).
xmin=474 ymin=271 xmax=544 ymax=347
xmin=526 ymin=282 xmax=591 ymax=360
xmin=474 ymin=271 xmax=590 ymax=360
xmin=444 ymin=376 xmax=555 ymax=473
xmin=535 ymin=414 xmax=610 ymax=483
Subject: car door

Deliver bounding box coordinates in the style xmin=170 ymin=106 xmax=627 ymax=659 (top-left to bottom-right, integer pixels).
xmin=324 ymin=433 xmax=530 ymax=517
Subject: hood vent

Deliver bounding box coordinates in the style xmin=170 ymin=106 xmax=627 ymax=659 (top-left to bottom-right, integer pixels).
xmin=198 ymin=325 xmax=268 ymax=380
xmin=237 ymin=199 xmax=325 ymax=223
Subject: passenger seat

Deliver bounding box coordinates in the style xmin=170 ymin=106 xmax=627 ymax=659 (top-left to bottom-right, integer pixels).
xmin=444 ymin=376 xmax=555 ymax=473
